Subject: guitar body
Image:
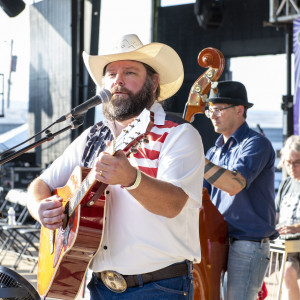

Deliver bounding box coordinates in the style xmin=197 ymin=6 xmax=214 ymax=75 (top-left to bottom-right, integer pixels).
xmin=193 ymin=188 xmax=229 ymax=300
xmin=37 ymin=166 xmax=107 ymax=300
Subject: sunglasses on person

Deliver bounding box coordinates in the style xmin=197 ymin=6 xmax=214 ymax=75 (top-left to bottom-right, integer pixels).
xmin=285 ymin=160 xmax=300 ymax=167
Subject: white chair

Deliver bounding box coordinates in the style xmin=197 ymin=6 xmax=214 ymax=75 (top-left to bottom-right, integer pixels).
xmin=265 ymin=238 xmax=300 ymax=300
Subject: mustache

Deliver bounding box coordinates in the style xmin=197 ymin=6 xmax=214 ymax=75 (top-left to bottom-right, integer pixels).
xmin=111 ymin=86 xmax=131 ymax=94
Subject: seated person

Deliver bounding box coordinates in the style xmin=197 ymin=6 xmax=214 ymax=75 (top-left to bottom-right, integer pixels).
xmin=276 ymin=135 xmax=300 ymax=300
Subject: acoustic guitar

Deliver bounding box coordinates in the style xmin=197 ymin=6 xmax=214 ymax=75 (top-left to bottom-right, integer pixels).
xmin=37 ymin=108 xmax=154 ymax=300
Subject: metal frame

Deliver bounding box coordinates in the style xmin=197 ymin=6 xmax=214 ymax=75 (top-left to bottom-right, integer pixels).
xmin=0 ymin=73 xmax=4 ymax=117
xmin=267 ymin=1 xmax=296 ymax=138
xmin=270 ymin=0 xmax=300 ymax=23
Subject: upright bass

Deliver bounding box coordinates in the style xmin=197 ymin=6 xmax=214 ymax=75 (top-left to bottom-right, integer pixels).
xmin=182 ymin=48 xmax=229 ymax=300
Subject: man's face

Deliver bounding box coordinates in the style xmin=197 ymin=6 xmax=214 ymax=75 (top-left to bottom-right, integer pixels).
xmin=206 ymin=104 xmax=238 ymax=134
xmin=102 ymin=60 xmax=156 ymax=122
xmin=284 ymin=150 xmax=300 ymax=181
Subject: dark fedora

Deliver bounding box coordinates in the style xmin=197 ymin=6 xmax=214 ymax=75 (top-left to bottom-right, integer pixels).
xmin=208 ymin=81 xmax=254 ymax=108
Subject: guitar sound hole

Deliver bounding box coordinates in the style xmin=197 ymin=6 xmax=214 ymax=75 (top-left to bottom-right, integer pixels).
xmin=62 ymin=202 xmax=70 ymax=229
xmin=62 ymin=213 xmax=69 ymax=230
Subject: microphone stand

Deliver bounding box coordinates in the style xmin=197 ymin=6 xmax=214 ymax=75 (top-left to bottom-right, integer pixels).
xmin=0 ymin=116 xmax=84 ymax=166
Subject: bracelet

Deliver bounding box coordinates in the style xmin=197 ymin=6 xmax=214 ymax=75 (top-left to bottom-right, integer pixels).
xmin=124 ymin=169 xmax=142 ymax=190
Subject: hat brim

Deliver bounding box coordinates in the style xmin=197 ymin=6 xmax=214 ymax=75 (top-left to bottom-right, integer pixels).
xmin=83 ymin=43 xmax=184 ymax=101
xmin=209 ymin=97 xmax=254 ymax=108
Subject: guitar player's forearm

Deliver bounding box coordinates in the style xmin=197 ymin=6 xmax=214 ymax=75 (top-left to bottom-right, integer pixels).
xmin=27 ymin=178 xmax=52 ymax=222
xmin=94 ymin=151 xmax=189 ymax=218
xmin=128 ymin=171 xmax=188 ymax=218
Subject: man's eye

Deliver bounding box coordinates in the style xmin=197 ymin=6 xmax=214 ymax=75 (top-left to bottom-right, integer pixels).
xmin=107 ymin=73 xmax=115 ymax=78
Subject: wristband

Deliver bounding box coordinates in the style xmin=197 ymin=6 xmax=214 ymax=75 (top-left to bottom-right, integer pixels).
xmin=124 ymin=169 xmax=142 ymax=190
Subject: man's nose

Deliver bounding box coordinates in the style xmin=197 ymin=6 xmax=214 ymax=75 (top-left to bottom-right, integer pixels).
xmin=211 ymin=112 xmax=218 ymax=119
xmin=114 ymin=73 xmax=125 ymax=86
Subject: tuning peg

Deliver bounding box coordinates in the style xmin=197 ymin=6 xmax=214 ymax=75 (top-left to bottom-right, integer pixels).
xmin=201 ymin=95 xmax=208 ymax=103
xmin=211 ymin=81 xmax=218 ymax=88
xmin=194 ymin=85 xmax=202 ymax=93
xmin=143 ymin=137 xmax=149 ymax=144
xmin=131 ymin=147 xmax=138 ymax=154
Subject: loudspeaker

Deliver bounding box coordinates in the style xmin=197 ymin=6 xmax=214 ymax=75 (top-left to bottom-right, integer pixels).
xmin=0 ymin=0 xmax=25 ymax=18
xmin=194 ymin=0 xmax=223 ymax=29
xmin=0 ymin=266 xmax=40 ymax=300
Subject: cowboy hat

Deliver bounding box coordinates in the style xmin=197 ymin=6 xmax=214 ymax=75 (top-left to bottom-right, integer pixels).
xmin=82 ymin=34 xmax=184 ymax=101
xmin=208 ymin=81 xmax=254 ymax=108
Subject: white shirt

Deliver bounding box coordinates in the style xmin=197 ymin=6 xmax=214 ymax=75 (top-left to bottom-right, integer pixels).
xmin=39 ymin=102 xmax=204 ymax=274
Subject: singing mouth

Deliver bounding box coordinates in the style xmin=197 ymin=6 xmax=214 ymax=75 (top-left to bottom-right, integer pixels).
xmin=112 ymin=91 xmax=128 ymax=97
xmin=111 ymin=86 xmax=128 ymax=96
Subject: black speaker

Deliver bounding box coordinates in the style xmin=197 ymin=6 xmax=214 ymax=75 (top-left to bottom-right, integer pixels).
xmin=0 ymin=0 xmax=25 ymax=18
xmin=0 ymin=266 xmax=40 ymax=300
xmin=194 ymin=0 xmax=224 ymax=29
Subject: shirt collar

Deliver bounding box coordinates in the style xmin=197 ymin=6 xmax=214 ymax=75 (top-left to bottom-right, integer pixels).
xmin=215 ymin=121 xmax=249 ymax=148
xmin=149 ymin=102 xmax=165 ymax=125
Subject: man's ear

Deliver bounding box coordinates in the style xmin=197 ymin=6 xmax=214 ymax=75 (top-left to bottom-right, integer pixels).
xmin=237 ymin=105 xmax=244 ymax=115
xmin=152 ymin=73 xmax=159 ymax=95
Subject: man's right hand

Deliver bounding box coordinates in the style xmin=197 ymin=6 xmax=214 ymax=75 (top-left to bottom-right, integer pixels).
xmin=38 ymin=195 xmax=65 ymax=229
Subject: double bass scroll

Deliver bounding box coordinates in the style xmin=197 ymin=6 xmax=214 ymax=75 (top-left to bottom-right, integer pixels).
xmin=183 ymin=48 xmax=225 ymax=122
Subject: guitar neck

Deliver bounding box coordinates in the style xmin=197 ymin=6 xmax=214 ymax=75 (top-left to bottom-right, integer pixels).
xmin=67 ymin=170 xmax=103 ymax=215
xmin=66 ymin=109 xmax=155 ymax=215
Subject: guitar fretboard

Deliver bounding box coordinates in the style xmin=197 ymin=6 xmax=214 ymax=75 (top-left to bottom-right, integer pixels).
xmin=65 ymin=108 xmax=153 ymax=216
xmin=67 ymin=171 xmax=96 ymax=216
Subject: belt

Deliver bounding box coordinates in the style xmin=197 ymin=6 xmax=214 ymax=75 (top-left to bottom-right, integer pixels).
xmin=94 ymin=261 xmax=189 ymax=293
xmin=230 ymin=237 xmax=269 ymax=243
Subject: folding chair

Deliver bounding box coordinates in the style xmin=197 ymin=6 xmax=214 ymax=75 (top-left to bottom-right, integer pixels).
xmin=12 ymin=221 xmax=40 ymax=272
xmin=0 ymin=210 xmax=33 ymax=264
xmin=0 ymin=189 xmax=40 ymax=272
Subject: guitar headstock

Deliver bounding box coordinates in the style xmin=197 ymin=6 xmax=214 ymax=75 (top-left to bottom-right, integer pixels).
xmin=113 ymin=108 xmax=154 ymax=154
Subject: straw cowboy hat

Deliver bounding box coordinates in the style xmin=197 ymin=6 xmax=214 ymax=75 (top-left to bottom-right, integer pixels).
xmin=208 ymin=81 xmax=254 ymax=108
xmin=82 ymin=34 xmax=184 ymax=101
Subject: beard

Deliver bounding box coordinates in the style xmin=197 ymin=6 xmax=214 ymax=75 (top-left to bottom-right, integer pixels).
xmin=102 ymin=76 xmax=155 ymax=122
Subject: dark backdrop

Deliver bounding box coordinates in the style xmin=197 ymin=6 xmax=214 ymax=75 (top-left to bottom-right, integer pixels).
xmin=156 ymin=1 xmax=286 ymax=152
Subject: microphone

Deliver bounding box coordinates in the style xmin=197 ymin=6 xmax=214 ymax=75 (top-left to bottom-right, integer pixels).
xmin=56 ymin=89 xmax=111 ymax=123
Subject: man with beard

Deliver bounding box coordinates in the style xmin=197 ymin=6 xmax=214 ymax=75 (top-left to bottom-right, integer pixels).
xmin=27 ymin=34 xmax=204 ymax=299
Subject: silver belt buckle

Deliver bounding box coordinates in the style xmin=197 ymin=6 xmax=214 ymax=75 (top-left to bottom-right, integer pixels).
xmin=100 ymin=270 xmax=127 ymax=293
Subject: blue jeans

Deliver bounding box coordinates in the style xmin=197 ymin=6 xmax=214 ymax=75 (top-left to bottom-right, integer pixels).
xmin=224 ymin=240 xmax=270 ymax=300
xmin=87 ymin=262 xmax=194 ymax=300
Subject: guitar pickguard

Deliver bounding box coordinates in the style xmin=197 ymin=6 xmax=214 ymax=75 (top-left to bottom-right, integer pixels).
xmin=53 ymin=209 xmax=76 ymax=268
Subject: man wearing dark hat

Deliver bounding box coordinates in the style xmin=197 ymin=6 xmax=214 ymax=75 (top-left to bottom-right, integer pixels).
xmin=203 ymin=81 xmax=278 ymax=300
xmin=27 ymin=34 xmax=204 ymax=299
